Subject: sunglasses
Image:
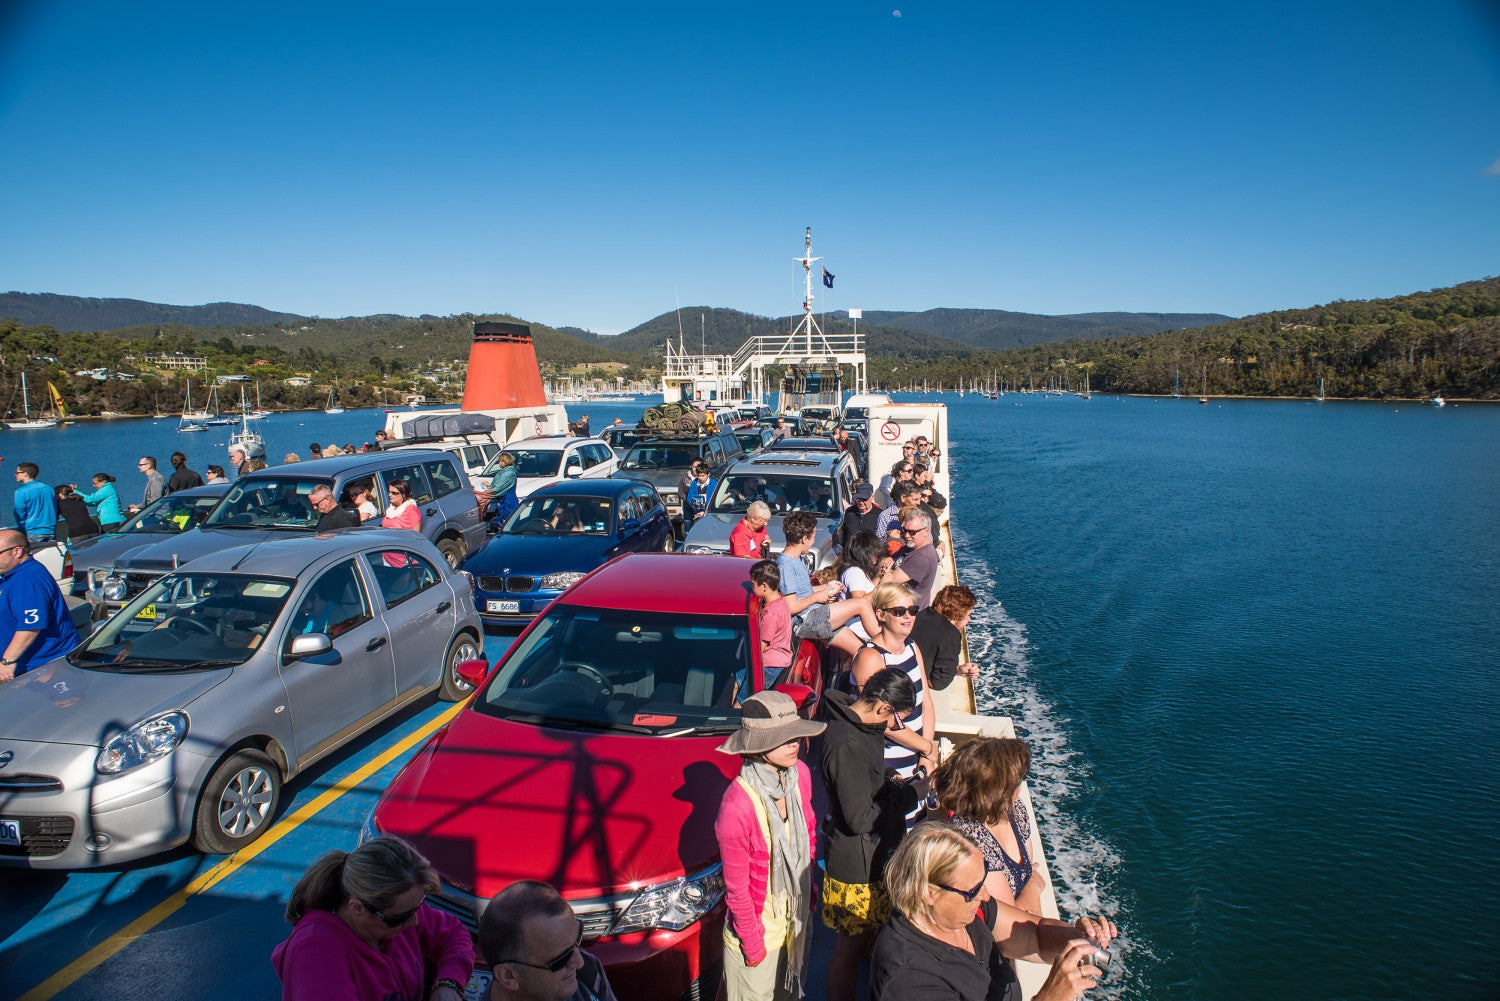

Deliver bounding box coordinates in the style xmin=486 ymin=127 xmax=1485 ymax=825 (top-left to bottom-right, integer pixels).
xmin=935 ymin=875 xmax=987 ymax=903
xmin=362 ymin=895 xmax=425 ymax=926
xmin=882 ymin=605 xmax=919 ymax=617
xmin=901 ymin=526 xmax=926 ymax=537
xmin=502 ymin=923 xmax=583 ymax=973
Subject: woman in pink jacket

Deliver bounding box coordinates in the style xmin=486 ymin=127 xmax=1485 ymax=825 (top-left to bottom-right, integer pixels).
xmin=272 ymin=836 xmax=473 ymax=1001
xmin=714 ymin=689 xmax=826 ymax=1001
xmin=382 ymin=478 xmax=421 ymax=531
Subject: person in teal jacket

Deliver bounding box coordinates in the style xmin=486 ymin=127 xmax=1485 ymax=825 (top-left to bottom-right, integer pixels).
xmin=75 ymin=473 xmax=125 ymax=532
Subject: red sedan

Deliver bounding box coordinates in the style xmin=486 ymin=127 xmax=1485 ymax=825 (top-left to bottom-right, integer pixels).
xmin=366 ymin=553 xmax=822 ymax=1001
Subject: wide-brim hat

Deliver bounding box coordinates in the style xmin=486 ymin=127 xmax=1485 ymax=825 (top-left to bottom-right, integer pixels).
xmin=718 ymin=690 xmax=826 ymax=756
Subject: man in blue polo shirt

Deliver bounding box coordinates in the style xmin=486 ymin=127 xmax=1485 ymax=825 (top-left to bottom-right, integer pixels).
xmin=0 ymin=529 xmax=80 ymax=683
xmin=12 ymin=462 xmax=58 ymax=548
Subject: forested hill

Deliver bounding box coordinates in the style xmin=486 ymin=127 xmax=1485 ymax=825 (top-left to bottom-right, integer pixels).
xmin=0 ymin=292 xmax=306 ymax=331
xmin=881 ymin=277 xmax=1500 ymax=400
xmin=849 ymin=307 xmax=1231 ymax=349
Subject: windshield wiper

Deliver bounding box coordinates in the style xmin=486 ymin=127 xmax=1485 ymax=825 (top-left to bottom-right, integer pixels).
xmin=660 ymin=723 xmax=740 ymax=737
xmin=500 ymin=710 xmax=653 ymax=734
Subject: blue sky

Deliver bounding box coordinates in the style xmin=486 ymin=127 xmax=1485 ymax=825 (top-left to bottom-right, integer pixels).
xmin=2 ymin=1 xmax=1497 ymax=333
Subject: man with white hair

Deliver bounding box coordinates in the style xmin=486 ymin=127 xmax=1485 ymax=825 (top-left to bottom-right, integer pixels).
xmin=227 ymin=444 xmax=252 ymax=478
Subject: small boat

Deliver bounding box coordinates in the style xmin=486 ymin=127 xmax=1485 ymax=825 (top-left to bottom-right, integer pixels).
xmin=325 ymin=384 xmax=346 ymax=415
xmin=229 ymin=388 xmax=266 ymax=458
xmin=6 ymin=373 xmax=62 ymax=429
xmin=1173 ymin=369 xmax=1181 ymax=399
xmin=1315 ymin=377 xmax=1326 ymax=403
xmin=179 ymin=380 xmax=214 ymax=432
xmin=1430 ymin=395 xmax=1446 ymax=407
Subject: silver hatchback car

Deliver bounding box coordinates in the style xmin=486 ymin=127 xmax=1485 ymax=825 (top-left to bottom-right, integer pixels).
xmin=0 ymin=530 xmax=484 ymax=868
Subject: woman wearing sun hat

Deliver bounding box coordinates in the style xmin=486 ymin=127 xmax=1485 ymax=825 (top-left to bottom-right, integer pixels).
xmin=714 ymin=690 xmax=826 ymax=1001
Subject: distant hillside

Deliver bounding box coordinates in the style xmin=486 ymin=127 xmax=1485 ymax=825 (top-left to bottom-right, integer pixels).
xmin=868 ymin=277 xmax=1500 ymax=400
xmin=0 ymin=292 xmax=306 ymax=332
xmin=850 ymin=307 xmax=1231 ymax=350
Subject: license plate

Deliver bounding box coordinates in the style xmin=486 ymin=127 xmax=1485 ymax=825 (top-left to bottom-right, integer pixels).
xmin=464 ymin=969 xmax=493 ymax=1001
xmin=0 ymin=819 xmax=20 ymax=847
xmin=486 ymin=599 xmax=520 ymax=614
xmin=134 ymin=603 xmax=157 ymax=620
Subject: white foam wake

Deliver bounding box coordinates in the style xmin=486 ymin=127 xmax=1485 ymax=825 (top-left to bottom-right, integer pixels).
xmin=953 ymin=528 xmax=1152 ymax=997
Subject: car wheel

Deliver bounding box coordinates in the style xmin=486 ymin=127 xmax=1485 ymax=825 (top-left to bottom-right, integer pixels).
xmin=440 ymin=631 xmax=483 ymax=702
xmin=192 ymin=749 xmax=281 ymax=855
xmin=436 ymin=536 xmax=464 ymax=568
xmin=662 ymin=531 xmax=676 ymax=553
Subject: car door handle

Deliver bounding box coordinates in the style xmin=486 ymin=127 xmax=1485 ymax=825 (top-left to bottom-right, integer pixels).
xmin=366 ymin=637 xmax=387 ymax=652
xmin=425 ymin=506 xmax=438 ymax=516
xmin=435 ymin=601 xmax=451 ymax=613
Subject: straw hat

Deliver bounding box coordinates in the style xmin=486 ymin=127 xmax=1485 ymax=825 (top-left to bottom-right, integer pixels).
xmin=717 ymin=690 xmax=826 ymax=756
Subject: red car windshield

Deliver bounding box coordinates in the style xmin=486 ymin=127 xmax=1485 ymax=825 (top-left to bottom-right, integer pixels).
xmin=473 ymin=605 xmax=753 ymax=733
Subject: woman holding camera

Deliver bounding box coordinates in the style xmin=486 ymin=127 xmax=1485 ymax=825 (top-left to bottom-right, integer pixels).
xmin=273 ymin=836 xmax=473 ymax=1001
xmin=934 ymin=737 xmax=1047 ymax=916
xmin=843 ymin=582 xmax=939 ymax=819
xmin=871 ymin=822 xmax=1115 ymax=1001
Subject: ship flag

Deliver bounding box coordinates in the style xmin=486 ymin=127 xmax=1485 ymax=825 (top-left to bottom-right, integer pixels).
xmin=822 ymin=267 xmax=835 ymax=288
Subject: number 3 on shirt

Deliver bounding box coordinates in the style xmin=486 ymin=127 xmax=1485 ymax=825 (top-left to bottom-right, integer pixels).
xmin=23 ymin=608 xmax=39 ymax=626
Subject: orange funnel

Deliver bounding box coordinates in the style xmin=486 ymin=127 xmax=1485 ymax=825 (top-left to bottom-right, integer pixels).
xmin=462 ymin=321 xmax=549 ymax=410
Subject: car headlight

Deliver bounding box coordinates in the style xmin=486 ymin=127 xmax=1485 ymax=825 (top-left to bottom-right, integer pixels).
xmin=95 ymin=711 xmax=189 ymax=774
xmin=661 ymin=492 xmax=679 ymax=504
xmin=801 ymin=552 xmax=817 ymax=574
xmin=101 ymin=572 xmax=127 ymax=601
xmin=539 ymin=571 xmax=587 ymax=590
xmin=612 ymin=865 xmax=725 ymax=933
xmin=685 ymin=545 xmax=717 ymax=555
xmin=460 ymin=570 xmax=476 ymax=590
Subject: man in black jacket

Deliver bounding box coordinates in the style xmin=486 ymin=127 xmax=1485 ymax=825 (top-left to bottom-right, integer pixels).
xmin=819 ymin=667 xmax=921 ymax=1001
xmin=835 ymin=481 xmax=881 ymax=554
xmin=167 ymin=451 xmax=204 ymax=493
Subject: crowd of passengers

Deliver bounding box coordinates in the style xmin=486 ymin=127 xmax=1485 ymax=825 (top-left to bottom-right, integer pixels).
xmin=270 ymin=435 xmax=1116 ymax=1001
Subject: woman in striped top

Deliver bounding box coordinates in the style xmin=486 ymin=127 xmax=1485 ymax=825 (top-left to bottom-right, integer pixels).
xmin=845 ymin=582 xmax=937 ymax=825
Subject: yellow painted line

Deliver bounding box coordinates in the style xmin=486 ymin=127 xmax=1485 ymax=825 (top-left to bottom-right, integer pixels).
xmin=20 ymin=702 xmax=463 ymax=1001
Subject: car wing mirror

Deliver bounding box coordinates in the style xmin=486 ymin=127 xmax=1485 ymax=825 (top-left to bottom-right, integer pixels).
xmin=565 ymin=467 xmax=583 ymax=478
xmin=775 ymin=682 xmax=818 ymax=710
xmin=455 ymin=657 xmax=490 ymax=688
xmin=286 ymin=632 xmax=333 ymax=659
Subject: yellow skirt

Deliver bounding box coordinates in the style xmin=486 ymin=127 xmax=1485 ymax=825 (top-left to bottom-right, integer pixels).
xmin=820 ymin=873 xmax=890 ymax=936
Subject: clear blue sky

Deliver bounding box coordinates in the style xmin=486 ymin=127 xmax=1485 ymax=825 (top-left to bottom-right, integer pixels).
xmin=2 ymin=1 xmax=1497 ymax=333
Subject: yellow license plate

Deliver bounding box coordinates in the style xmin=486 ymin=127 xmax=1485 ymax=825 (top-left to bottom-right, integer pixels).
xmin=134 ymin=603 xmax=157 ymax=620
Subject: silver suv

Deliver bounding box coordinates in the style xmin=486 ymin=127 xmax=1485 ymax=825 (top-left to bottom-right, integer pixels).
xmin=681 ymin=449 xmax=857 ymax=570
xmin=92 ymin=451 xmax=485 ymax=617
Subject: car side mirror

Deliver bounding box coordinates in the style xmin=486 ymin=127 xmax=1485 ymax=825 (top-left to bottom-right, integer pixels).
xmin=775 ymin=682 xmax=818 ymax=709
xmin=286 ymin=632 xmax=333 ymax=659
xmin=565 ymin=467 xmax=583 ymax=478
xmin=455 ymin=657 xmax=490 ymax=688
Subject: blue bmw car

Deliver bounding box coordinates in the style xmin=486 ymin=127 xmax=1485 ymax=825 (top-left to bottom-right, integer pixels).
xmin=459 ymin=478 xmax=676 ymax=622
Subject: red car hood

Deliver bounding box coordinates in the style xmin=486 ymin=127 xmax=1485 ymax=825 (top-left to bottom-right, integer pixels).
xmin=374 ymin=709 xmax=739 ymax=899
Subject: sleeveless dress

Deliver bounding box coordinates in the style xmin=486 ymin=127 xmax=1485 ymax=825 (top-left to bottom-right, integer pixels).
xmin=836 ymin=637 xmax=926 ymax=825
xmin=951 ymin=804 xmax=1034 ymax=899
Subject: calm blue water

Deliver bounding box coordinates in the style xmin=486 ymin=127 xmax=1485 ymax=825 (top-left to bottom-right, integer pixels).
xmin=5 ymin=395 xmax=1497 ymax=999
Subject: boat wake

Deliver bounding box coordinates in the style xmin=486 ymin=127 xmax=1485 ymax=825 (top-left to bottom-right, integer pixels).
xmin=954 ymin=529 xmax=1151 ymax=998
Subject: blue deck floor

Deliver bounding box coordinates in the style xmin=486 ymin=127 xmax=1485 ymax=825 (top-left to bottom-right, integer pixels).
xmin=0 ymin=629 xmax=514 ymax=1001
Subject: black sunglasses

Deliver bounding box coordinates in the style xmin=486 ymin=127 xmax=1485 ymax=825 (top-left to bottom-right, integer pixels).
xmin=502 ymin=923 xmax=583 ymax=973
xmin=882 ymin=605 xmax=919 ymax=617
xmin=362 ymin=895 xmax=425 ymax=926
xmin=935 ymin=875 xmax=987 ymax=903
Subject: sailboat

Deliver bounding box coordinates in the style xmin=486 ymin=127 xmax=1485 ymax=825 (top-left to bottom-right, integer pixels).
xmin=1198 ymin=369 xmax=1209 ymax=405
xmin=228 ymin=387 xmax=266 ymax=458
xmin=6 ymin=373 xmax=62 ymax=429
xmin=324 ymin=383 xmax=346 ymax=415
xmin=1314 ymin=377 xmax=1326 ymax=403
xmin=204 ymin=383 xmax=237 ymax=425
xmin=245 ymin=380 xmax=270 ymax=420
xmin=178 ymin=380 xmax=210 ymax=432
xmin=1081 ymin=370 xmax=1092 ymax=400
xmin=1173 ymin=369 xmax=1181 ymax=399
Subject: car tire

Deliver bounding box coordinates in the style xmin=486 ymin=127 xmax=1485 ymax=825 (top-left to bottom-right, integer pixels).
xmin=662 ymin=532 xmax=676 ymax=553
xmin=440 ymin=631 xmax=483 ymax=702
xmin=192 ymin=749 xmax=281 ymax=855
xmin=435 ymin=535 xmax=464 ymax=568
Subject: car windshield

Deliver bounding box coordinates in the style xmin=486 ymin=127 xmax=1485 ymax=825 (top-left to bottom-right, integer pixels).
xmin=71 ymin=572 xmax=295 ymax=670
xmin=203 ymin=478 xmax=333 ymax=529
xmin=474 ymin=605 xmax=752 ymax=732
xmin=118 ymin=493 xmax=223 ymax=534
xmin=620 ymin=444 xmax=700 ymax=470
xmin=709 ymin=473 xmax=837 ymax=515
xmin=504 ymin=495 xmax=614 ymax=536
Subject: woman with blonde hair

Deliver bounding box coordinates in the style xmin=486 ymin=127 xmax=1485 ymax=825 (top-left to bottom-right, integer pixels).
xmin=273 ymin=836 xmax=472 ymax=1001
xmin=871 ymin=822 xmax=1115 ymax=1001
xmin=934 ymin=737 xmax=1046 ymax=915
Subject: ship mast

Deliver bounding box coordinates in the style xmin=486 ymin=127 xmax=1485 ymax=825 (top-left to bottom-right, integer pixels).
xmin=791 ymin=226 xmax=824 ymax=352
